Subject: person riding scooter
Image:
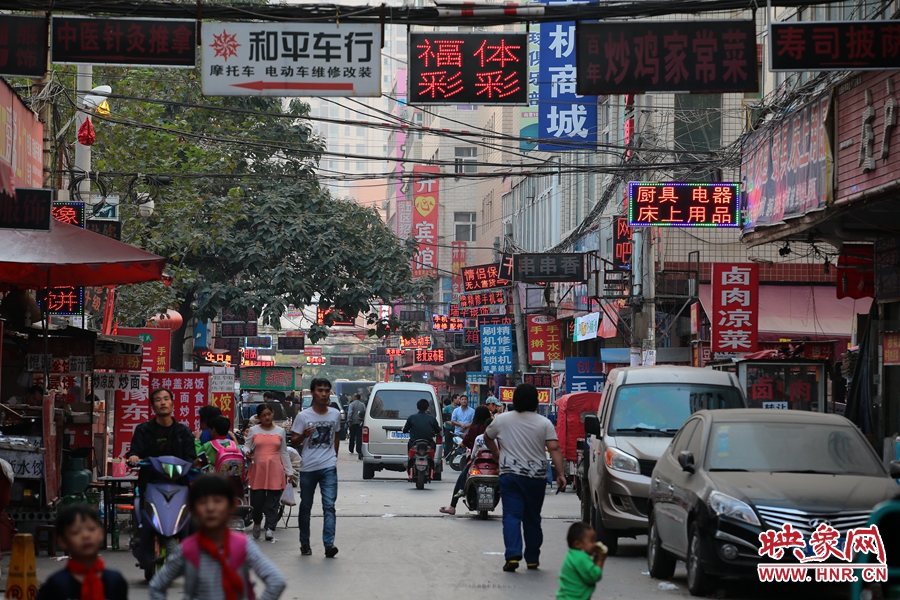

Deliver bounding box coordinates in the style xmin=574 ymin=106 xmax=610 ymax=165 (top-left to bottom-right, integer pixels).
xmin=440 ymin=405 xmax=493 ymax=515
xmin=402 ymin=399 xmax=441 ymax=452
xmin=403 ymin=399 xmax=441 ymax=487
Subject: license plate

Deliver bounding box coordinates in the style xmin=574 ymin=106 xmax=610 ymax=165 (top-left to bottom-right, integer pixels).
xmin=416 ymin=457 xmax=428 ymax=465
xmin=477 ymin=485 xmax=494 ymax=508
xmin=389 ymin=431 xmax=410 ymax=440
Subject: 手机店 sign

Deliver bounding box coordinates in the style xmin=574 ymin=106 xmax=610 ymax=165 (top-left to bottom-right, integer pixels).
xmin=408 ymin=33 xmax=528 ymax=105
xmin=201 ymin=22 xmax=381 ymax=97
xmin=629 ymin=183 xmax=740 ymax=228
xmin=513 ymin=253 xmax=586 ymax=283
xmin=711 ymin=264 xmax=759 ymax=353
xmin=770 ymin=21 xmax=900 ymax=72
xmin=0 ymin=188 xmax=52 ymax=231
xmin=411 ymin=166 xmax=439 ymax=278
xmin=576 ymin=20 xmax=758 ymax=94
xmin=0 ymin=17 xmax=49 ymax=78
xmin=51 ymin=16 xmax=197 ymax=67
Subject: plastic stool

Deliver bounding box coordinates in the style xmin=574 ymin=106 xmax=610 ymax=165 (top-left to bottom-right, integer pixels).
xmin=34 ymin=525 xmax=56 ymax=557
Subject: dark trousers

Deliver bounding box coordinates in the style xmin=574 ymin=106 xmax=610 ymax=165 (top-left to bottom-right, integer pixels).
xmin=251 ymin=488 xmax=282 ymax=531
xmin=349 ymin=424 xmax=363 ymax=455
xmin=443 ymin=428 xmax=455 ymax=456
xmin=498 ymin=474 xmax=547 ymax=563
xmin=450 ymin=468 xmax=468 ymax=508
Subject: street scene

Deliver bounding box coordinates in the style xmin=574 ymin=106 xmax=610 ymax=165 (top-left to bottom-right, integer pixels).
xmin=1 ymin=0 xmax=900 ymax=599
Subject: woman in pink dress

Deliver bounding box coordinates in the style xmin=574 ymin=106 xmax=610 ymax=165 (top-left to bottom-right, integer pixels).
xmin=245 ymin=403 xmax=293 ymax=540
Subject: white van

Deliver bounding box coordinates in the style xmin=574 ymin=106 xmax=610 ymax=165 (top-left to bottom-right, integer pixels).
xmin=361 ymin=382 xmax=443 ymax=480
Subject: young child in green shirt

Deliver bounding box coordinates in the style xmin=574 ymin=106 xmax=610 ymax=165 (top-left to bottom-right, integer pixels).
xmin=557 ymin=522 xmax=607 ymax=600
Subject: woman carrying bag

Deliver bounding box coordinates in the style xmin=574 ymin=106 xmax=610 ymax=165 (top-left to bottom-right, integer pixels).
xmin=245 ymin=402 xmax=293 ymax=540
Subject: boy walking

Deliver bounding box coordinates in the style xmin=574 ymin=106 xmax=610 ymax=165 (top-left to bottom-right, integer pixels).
xmin=291 ymin=377 xmax=341 ymax=558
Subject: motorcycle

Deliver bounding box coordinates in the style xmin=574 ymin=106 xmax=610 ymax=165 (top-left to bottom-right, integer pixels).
xmin=407 ymin=439 xmax=435 ymax=490
xmin=462 ymin=448 xmax=501 ymax=519
xmin=447 ymin=435 xmax=467 ymax=472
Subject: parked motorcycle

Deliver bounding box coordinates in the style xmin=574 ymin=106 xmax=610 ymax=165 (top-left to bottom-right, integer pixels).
xmin=462 ymin=448 xmax=501 ymax=519
xmin=407 ymin=439 xmax=435 ymax=490
xmin=447 ymin=435 xmax=467 ymax=472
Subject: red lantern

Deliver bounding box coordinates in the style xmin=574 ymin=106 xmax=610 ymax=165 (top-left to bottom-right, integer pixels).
xmin=77 ymin=117 xmax=96 ymax=146
xmin=148 ymin=309 xmax=183 ymax=331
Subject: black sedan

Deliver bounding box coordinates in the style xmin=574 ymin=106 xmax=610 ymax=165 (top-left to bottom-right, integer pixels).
xmin=647 ymin=409 xmax=900 ymax=596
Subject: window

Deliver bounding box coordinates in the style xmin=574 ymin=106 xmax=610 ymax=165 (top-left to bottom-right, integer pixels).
xmin=356 ymin=144 xmax=365 ymax=155
xmin=344 ymin=126 xmax=351 ymax=136
xmin=673 ymin=94 xmax=722 ymax=182
xmin=370 ymin=390 xmax=436 ymax=420
xmin=454 ymin=147 xmax=477 ymax=173
xmin=356 ymin=161 xmax=365 ymax=171
xmin=344 ymin=144 xmax=350 ymax=154
xmin=329 ymin=124 xmax=338 ymax=136
xmin=454 ymin=212 xmax=477 ymax=242
xmin=356 ymin=127 xmax=364 ymax=136
xmin=608 ymin=383 xmax=744 ymax=435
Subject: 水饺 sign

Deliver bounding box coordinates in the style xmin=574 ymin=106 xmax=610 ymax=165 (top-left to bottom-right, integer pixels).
xmin=770 ymin=21 xmax=900 ymax=71
xmin=628 ymin=182 xmax=740 ymax=227
xmin=513 ymin=253 xmax=586 ymax=283
xmin=526 ymin=315 xmax=563 ymax=364
xmin=711 ymin=264 xmax=759 ymax=353
xmin=0 ymin=17 xmax=48 ymax=77
xmin=201 ymin=22 xmax=381 ymax=96
xmin=408 ymin=33 xmax=528 ymax=105
xmin=51 ymin=16 xmax=197 ymax=67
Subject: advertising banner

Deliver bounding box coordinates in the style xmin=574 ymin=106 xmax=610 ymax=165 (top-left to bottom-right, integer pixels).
xmin=0 ymin=80 xmax=43 ymax=189
xmin=0 ymin=17 xmax=48 ymax=78
xmin=462 ymin=262 xmax=510 ymax=291
xmin=201 ymin=22 xmax=380 ymax=96
xmin=628 ymin=182 xmax=740 ymax=228
xmin=513 ymin=253 xmax=587 ymax=282
xmin=573 ymin=312 xmax=600 ymax=342
xmin=118 ymin=327 xmax=171 ymax=373
xmin=150 ymin=372 xmax=210 ymax=432
xmin=113 ymin=391 xmax=151 ymax=458
xmin=521 ymin=28 xmax=540 ymax=152
xmin=565 ymin=357 xmax=605 ymax=394
xmin=480 ymin=324 xmax=514 ymax=374
xmin=526 ymin=315 xmax=563 ymax=364
xmin=411 ymin=165 xmax=439 ymax=278
xmin=770 ymin=21 xmax=900 ymax=71
xmin=711 ymin=264 xmax=759 ymax=353
xmin=51 ymin=16 xmax=197 ymax=67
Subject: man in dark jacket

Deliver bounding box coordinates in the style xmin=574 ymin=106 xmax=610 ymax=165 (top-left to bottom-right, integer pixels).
xmin=402 ymin=399 xmax=441 ymax=449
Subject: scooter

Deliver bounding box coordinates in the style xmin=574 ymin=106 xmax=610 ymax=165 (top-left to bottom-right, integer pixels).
xmin=462 ymin=448 xmax=501 ymax=519
xmin=447 ymin=435 xmax=467 ymax=472
xmin=407 ymin=439 xmax=435 ymax=490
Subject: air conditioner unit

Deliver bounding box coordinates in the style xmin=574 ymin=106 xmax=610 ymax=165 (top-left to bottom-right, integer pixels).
xmin=503 ymin=222 xmax=513 ymax=237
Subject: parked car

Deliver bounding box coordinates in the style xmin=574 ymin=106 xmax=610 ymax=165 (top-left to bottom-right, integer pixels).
xmin=647 ymin=409 xmax=900 ymax=596
xmin=361 ymin=382 xmax=443 ymax=480
xmin=582 ymin=366 xmax=746 ymax=555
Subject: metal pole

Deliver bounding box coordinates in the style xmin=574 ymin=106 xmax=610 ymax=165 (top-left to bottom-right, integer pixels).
xmin=630 ymin=228 xmax=643 ymax=366
xmin=74 ymin=65 xmax=92 ymax=194
xmin=511 ymin=283 xmax=528 ymax=380
xmin=646 ymin=229 xmax=656 ymax=365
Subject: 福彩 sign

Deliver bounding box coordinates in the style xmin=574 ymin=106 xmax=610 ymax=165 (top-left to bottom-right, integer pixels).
xmin=629 ymin=183 xmax=740 ymax=227
xmin=408 ymin=33 xmax=528 ymax=105
xmin=201 ymin=22 xmax=381 ymax=97
xmin=770 ymin=21 xmax=900 ymax=72
xmin=480 ymin=324 xmax=514 ymax=374
xmin=711 ymin=264 xmax=759 ymax=353
xmin=513 ymin=253 xmax=586 ymax=283
xmin=51 ymin=16 xmax=197 ymax=67
xmin=0 ymin=17 xmax=49 ymax=77
xmin=576 ymin=21 xmax=758 ymax=95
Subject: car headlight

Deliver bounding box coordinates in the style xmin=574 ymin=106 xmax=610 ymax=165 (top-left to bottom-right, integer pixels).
xmin=604 ymin=447 xmax=640 ymax=474
xmin=708 ymin=491 xmax=760 ymax=526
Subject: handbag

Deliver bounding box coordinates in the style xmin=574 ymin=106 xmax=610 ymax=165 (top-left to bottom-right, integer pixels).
xmin=280 ymin=484 xmax=297 ymax=506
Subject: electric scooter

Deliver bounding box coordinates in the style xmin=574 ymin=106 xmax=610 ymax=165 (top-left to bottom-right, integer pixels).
xmin=462 ymin=448 xmax=501 ymax=519
xmin=407 ymin=439 xmax=435 ymax=490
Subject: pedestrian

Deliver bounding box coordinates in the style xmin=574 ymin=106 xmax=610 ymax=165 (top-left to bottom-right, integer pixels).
xmin=484 ymin=383 xmax=566 ymax=572
xmin=486 ymin=390 xmax=499 ymax=405
xmin=440 ymin=405 xmax=493 ymax=515
xmin=402 ymin=398 xmax=441 ymax=449
xmin=149 ymin=474 xmax=286 ymax=600
xmin=290 ymin=377 xmax=341 ymax=558
xmin=200 ymin=416 xmax=245 ymax=473
xmin=556 ymin=522 xmax=606 ymax=600
xmin=486 ymin=396 xmax=503 ymax=416
xmin=37 ymin=504 xmax=128 ymax=600
xmin=347 ymin=393 xmax=366 ymax=459
xmin=442 ymin=395 xmax=459 ymax=456
xmin=449 ymin=394 xmax=475 ymax=437
xmin=245 ymin=403 xmax=293 ymax=541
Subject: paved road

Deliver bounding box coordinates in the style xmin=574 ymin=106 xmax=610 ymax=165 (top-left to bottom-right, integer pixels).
xmin=15 ymin=452 xmax=853 ymax=599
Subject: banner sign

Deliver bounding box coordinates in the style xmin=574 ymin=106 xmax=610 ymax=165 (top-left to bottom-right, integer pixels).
xmin=118 ymin=327 xmax=171 ymax=373
xmin=576 ymin=20 xmax=758 ymax=94
xmin=0 ymin=17 xmax=49 ymax=77
xmin=220 ymin=322 xmax=258 ymax=337
xmin=0 ymin=188 xmax=52 ymax=231
xmin=770 ymin=21 xmax=900 ymax=71
xmin=408 ymin=32 xmax=528 ymax=105
xmin=513 ymin=252 xmax=587 ymax=282
xmin=401 ymin=335 xmax=432 ymax=350
xmin=201 ymin=22 xmax=381 ymax=96
xmin=480 ymin=324 xmax=514 ymax=374
xmin=1 ymin=80 xmax=43 ymax=190
xmin=92 ymin=372 xmax=142 ymax=392
xmin=565 ymin=357 xmax=605 ymax=394
xmin=415 ymin=348 xmax=445 ymax=363
xmin=432 ymin=315 xmax=465 ymax=331
xmin=628 ymin=182 xmax=740 ymax=227
xmin=51 ymin=16 xmax=197 ymax=67
xmin=411 ymin=165 xmax=440 ymax=278
xmin=451 ymin=241 xmax=467 ymax=296
xmin=538 ymin=5 xmax=598 ymax=151
xmin=612 ymin=215 xmax=632 ymax=270
xmin=526 ymin=315 xmax=563 ymax=364
xmin=278 ymin=335 xmax=305 ymax=351
xmin=462 ymin=262 xmax=511 ymax=291
xmin=741 ymin=93 xmax=832 ymax=231
xmin=711 ymin=264 xmax=759 ymax=353
xmin=573 ymin=312 xmax=600 ymax=342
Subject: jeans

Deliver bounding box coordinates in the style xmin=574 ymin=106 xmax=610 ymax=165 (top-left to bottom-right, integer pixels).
xmin=299 ymin=467 xmax=338 ymax=547
xmin=498 ymin=474 xmax=547 ymax=563
xmin=450 ymin=468 xmax=468 ymax=508
xmin=250 ymin=488 xmax=282 ymax=531
xmin=349 ymin=424 xmax=363 ymax=455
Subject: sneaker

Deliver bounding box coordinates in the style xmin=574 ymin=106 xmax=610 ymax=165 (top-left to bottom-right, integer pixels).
xmin=527 ymin=562 xmax=539 ymax=570
xmin=301 ymin=544 xmax=312 ymax=556
xmin=503 ymin=559 xmax=520 ymax=572
xmin=325 ymin=545 xmax=339 ymax=558
xmin=252 ymin=524 xmax=261 ymax=540
xmin=265 ymin=530 xmax=274 ymax=541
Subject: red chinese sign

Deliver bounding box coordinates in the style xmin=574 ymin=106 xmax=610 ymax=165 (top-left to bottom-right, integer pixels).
xmin=771 ymin=21 xmax=900 ymax=72
xmin=51 ymin=16 xmax=197 ymax=67
xmin=884 ymin=332 xmax=900 ymax=366
xmin=464 ymin=329 xmax=480 ymax=346
xmin=385 ymin=348 xmax=405 ymax=356
xmin=629 ymin=182 xmax=740 ymax=228
xmin=460 ymin=291 xmax=506 ymax=308
xmin=0 ymin=17 xmax=48 ymax=78
xmin=613 ymin=215 xmax=632 ymax=270
xmin=401 ymin=335 xmax=433 ymax=350
xmin=527 ymin=315 xmax=563 ymax=364
xmin=307 ymin=356 xmax=326 ymax=365
xmin=711 ymin=264 xmax=759 ymax=353
xmin=450 ymin=304 xmax=506 ymax=318
xmin=409 ymin=33 xmax=528 ymax=105
xmin=577 ymin=20 xmax=758 ymax=94
xmin=52 ymin=202 xmax=85 ymax=227
xmin=38 ymin=286 xmax=84 ymax=316
xmin=411 ymin=165 xmax=439 ymax=278
xmin=462 ymin=262 xmax=510 ymax=292
xmin=432 ymin=314 xmax=465 ymax=331
xmin=149 ymin=372 xmax=210 ymax=432
xmin=415 ymin=348 xmax=445 ymax=363
xmin=451 ymin=241 xmax=467 ymax=296
xmin=499 ymin=387 xmax=515 ymax=403
xmin=524 ymin=372 xmax=553 ymax=388
xmin=316 ymin=307 xmax=355 ymax=326
xmin=118 ymin=327 xmax=171 ymax=373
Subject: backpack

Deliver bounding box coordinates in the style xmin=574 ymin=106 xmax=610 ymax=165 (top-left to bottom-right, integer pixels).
xmin=182 ymin=532 xmax=255 ymax=600
xmin=211 ymin=439 xmax=246 ymax=478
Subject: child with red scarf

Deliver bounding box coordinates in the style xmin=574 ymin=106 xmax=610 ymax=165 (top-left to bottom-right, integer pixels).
xmin=37 ymin=505 xmax=128 ymax=600
xmin=149 ymin=474 xmax=285 ymax=600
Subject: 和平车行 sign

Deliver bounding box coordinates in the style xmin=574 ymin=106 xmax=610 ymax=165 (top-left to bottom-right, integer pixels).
xmin=628 ymin=183 xmax=740 ymax=228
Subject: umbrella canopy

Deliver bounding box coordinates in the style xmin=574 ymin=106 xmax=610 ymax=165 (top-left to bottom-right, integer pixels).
xmin=0 ymin=219 xmax=166 ymax=288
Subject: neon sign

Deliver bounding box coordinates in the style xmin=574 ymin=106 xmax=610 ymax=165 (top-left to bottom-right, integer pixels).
xmin=628 ymin=182 xmax=740 ymax=228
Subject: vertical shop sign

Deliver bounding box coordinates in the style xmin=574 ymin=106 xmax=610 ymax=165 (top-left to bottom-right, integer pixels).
xmin=451 ymin=241 xmax=467 ymax=296
xmin=411 ymin=165 xmax=439 ymax=278
xmin=711 ymin=264 xmax=759 ymax=353
xmin=480 ymin=324 xmax=514 ymax=374
xmin=520 ymin=27 xmax=540 ymax=151
xmin=527 ymin=315 xmax=563 ymax=364
xmin=209 ymin=373 xmax=236 ymax=424
xmin=149 ymin=372 xmax=210 ymax=432
xmin=612 ymin=215 xmax=633 ymax=270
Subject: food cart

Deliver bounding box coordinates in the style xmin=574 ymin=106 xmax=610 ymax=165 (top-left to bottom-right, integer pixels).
xmin=709 ymin=356 xmax=828 ymax=412
xmin=555 ymin=392 xmax=602 ymax=494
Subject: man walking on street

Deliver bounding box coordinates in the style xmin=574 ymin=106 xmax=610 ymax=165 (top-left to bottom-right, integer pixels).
xmin=450 ymin=395 xmax=475 ymax=437
xmin=291 ymin=377 xmax=341 ymax=558
xmin=484 ymin=383 xmax=566 ymax=573
xmin=348 ymin=393 xmax=366 ymax=459
xmin=442 ymin=395 xmax=458 ymax=456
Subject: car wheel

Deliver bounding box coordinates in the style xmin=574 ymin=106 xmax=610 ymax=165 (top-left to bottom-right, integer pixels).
xmin=593 ymin=504 xmax=618 ymax=556
xmin=686 ymin=523 xmax=717 ymax=596
xmin=647 ymin=510 xmax=677 ymax=579
xmin=362 ymin=463 xmax=375 ymax=480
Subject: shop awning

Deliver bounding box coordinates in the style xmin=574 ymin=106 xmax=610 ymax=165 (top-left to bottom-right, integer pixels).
xmin=435 ymin=354 xmax=480 ymax=378
xmin=699 ymin=284 xmax=872 ymax=337
xmin=401 ymin=364 xmax=437 ymax=372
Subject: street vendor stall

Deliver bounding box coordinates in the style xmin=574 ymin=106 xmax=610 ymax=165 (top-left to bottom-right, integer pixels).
xmin=709 ymin=355 xmax=829 ymax=412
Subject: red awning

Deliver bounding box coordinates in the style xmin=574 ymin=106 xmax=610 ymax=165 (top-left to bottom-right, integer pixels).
xmin=435 ymin=354 xmax=480 ymax=378
xmin=400 ymin=363 xmax=437 ymax=372
xmin=0 ymin=219 xmax=166 ymax=288
xmin=699 ymin=284 xmax=872 ymax=337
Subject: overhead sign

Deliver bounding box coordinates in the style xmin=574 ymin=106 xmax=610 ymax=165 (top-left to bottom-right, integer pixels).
xmin=480 ymin=324 xmax=514 ymax=374
xmin=573 ymin=312 xmax=600 ymax=342
xmin=245 ymin=336 xmax=272 ymax=348
xmin=432 ymin=315 xmax=465 ymax=332
xmin=576 ymin=20 xmax=758 ymax=94
xmin=240 ymin=366 xmax=296 ymax=391
xmin=462 ymin=262 xmax=510 ymax=291
xmin=222 ymin=308 xmax=258 ymax=321
xmin=316 ymin=306 xmax=355 ymax=326
xmin=399 ymin=310 xmax=426 ymax=322
xmin=628 ymin=182 xmax=740 ymax=228
xmin=741 ymin=93 xmax=832 ymax=231
xmin=330 ymin=356 xmax=350 ymax=366
xmin=0 ymin=17 xmax=49 ymax=77
xmin=513 ymin=253 xmax=587 ymax=283
xmin=408 ymin=32 xmax=528 ymax=105
xmin=92 ymin=372 xmax=142 ymax=392
xmin=415 ymin=348 xmax=445 ymax=363
xmin=401 ymin=335 xmax=433 ymax=350
xmin=0 ymin=188 xmax=52 ymax=231
xmin=278 ymin=335 xmax=305 ymax=351
xmin=51 ymin=16 xmax=197 ymax=67
xmin=524 ymin=372 xmax=554 ymax=388
xmin=612 ymin=215 xmax=632 ymax=270
xmin=411 ymin=165 xmax=439 ymax=278
xmin=220 ymin=322 xmax=258 ymax=337
xmin=565 ymin=357 xmax=605 ymax=394
xmin=711 ymin=264 xmax=759 ymax=353
xmin=770 ymin=21 xmax=900 ymax=71
xmin=201 ymin=22 xmax=380 ymax=96
xmin=459 ymin=290 xmax=506 ymax=307
xmin=450 ymin=303 xmax=506 ymax=318
xmin=52 ymin=201 xmax=86 ymax=228
xmin=526 ymin=315 xmax=563 ymax=364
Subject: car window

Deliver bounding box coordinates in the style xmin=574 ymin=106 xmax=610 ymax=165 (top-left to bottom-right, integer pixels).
xmin=706 ymin=422 xmax=884 ymax=476
xmin=302 ymin=396 xmax=312 ymax=409
xmin=369 ymin=390 xmax=436 ymax=420
xmin=685 ymin=419 xmax=705 ymax=460
xmin=609 ymin=383 xmax=743 ymax=435
xmin=670 ymin=419 xmax=699 ymax=456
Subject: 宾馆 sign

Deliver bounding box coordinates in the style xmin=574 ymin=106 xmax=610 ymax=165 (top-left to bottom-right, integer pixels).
xmin=51 ymin=16 xmax=197 ymax=67
xmin=411 ymin=166 xmax=439 ymax=278
xmin=628 ymin=182 xmax=740 ymax=227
